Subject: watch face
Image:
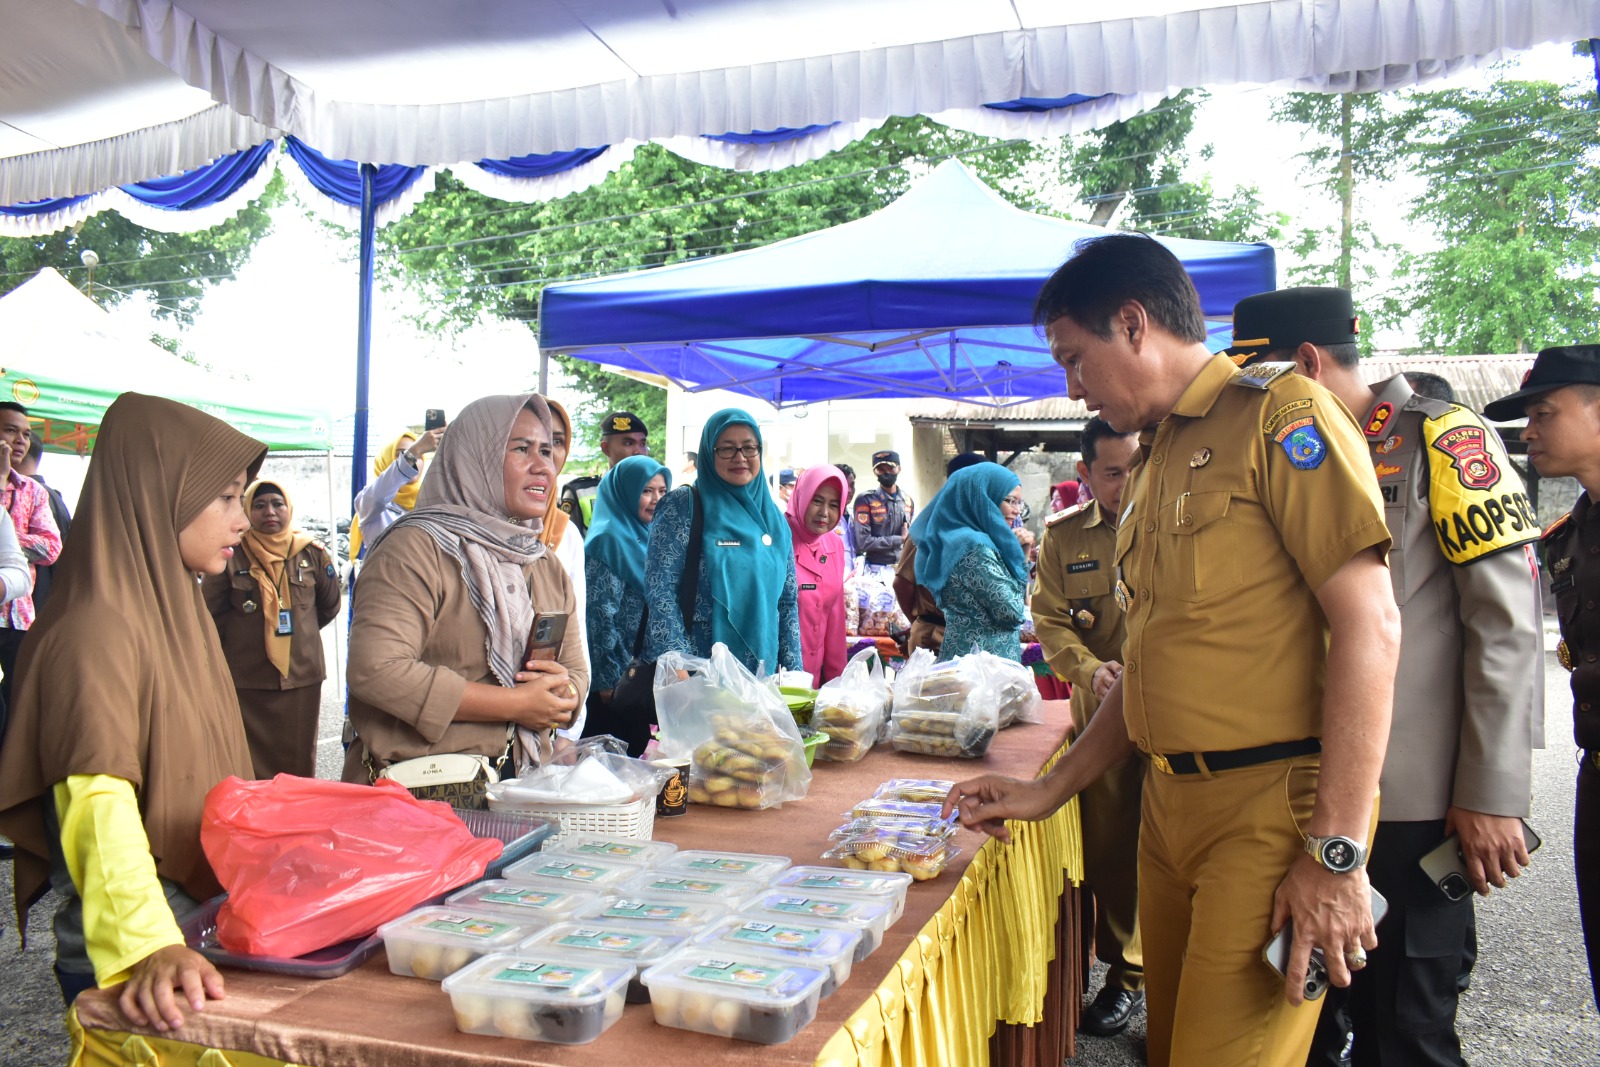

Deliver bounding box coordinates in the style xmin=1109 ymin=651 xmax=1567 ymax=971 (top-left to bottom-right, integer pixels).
xmin=1321 ymin=838 xmax=1359 ymax=872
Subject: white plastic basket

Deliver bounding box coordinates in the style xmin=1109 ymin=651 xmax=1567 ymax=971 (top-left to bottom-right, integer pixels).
xmin=487 ymin=793 xmax=655 ymax=844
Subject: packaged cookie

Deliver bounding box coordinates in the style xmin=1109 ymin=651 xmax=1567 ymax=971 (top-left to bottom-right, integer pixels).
xmin=872 ymin=778 xmax=956 ymax=804
xmin=823 ymin=830 xmax=960 ymax=882
xmin=440 ymin=950 xmax=631 ymax=1043
xmin=378 ymin=907 xmax=540 ymax=981
xmin=640 ymin=953 xmax=828 ymax=1044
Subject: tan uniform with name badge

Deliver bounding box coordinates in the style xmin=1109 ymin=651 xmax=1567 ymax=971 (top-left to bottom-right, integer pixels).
xmin=1034 ymin=499 xmax=1144 ymax=994
xmin=1115 ymin=355 xmax=1390 ymax=1066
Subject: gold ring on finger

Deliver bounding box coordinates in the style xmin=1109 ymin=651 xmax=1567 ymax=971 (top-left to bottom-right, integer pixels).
xmin=1344 ymin=947 xmax=1368 ymax=970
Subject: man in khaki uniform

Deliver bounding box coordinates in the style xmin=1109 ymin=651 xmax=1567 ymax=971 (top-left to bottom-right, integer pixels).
xmin=945 ymin=234 xmax=1400 ymax=1067
xmin=1033 ymin=416 xmax=1145 ymax=1036
xmin=1227 ymin=288 xmax=1542 ymax=1066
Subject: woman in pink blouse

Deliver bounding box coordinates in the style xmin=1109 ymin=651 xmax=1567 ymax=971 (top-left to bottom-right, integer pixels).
xmin=784 ymin=465 xmax=849 ymax=685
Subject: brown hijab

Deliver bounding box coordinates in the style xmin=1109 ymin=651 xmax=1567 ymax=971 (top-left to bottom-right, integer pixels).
xmin=0 ymin=392 xmax=265 ymax=917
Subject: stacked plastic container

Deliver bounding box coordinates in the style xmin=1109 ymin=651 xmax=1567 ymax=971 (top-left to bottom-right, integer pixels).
xmin=822 ymin=779 xmax=961 ymax=883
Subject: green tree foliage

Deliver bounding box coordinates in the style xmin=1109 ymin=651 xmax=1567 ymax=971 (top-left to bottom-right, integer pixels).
xmin=379 ymin=117 xmax=1040 ymax=462
xmin=0 ymin=171 xmax=282 ymax=325
xmin=1388 ymin=76 xmax=1600 ymax=354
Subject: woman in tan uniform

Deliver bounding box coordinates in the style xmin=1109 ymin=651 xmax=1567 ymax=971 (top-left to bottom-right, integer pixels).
xmin=203 ymin=480 xmax=341 ymax=778
xmin=343 ymin=393 xmax=585 ymax=794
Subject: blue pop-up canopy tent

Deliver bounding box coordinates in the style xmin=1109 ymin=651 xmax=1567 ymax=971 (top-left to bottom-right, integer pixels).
xmin=539 ymin=160 xmax=1277 ymax=408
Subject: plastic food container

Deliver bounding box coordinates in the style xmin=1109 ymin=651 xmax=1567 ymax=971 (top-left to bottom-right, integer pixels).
xmin=640 ymin=952 xmax=829 ymax=1044
xmin=378 ymin=907 xmax=541 ymax=981
xmin=692 ymin=916 xmax=860 ymax=999
xmin=440 ymin=950 xmax=632 ymax=1043
xmin=770 ymin=866 xmax=914 ymax=924
xmin=740 ymin=890 xmax=898 ymax=962
xmin=502 ymin=853 xmax=643 ymax=891
xmin=541 ymin=832 xmax=678 ymax=867
xmin=445 ymin=881 xmax=602 ymax=925
xmin=824 ymin=831 xmax=959 ymax=882
xmin=575 ymin=893 xmax=733 ymax=933
xmin=654 ymin=850 xmax=791 ymax=882
xmin=522 ymin=920 xmax=690 ymax=1003
xmin=872 ymin=778 xmax=956 ymax=804
xmin=616 ymin=870 xmax=766 ymax=908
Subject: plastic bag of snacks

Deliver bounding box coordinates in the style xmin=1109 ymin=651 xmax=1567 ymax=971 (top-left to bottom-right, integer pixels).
xmin=823 ymin=827 xmax=959 ymax=881
xmin=851 ymin=562 xmax=909 ymax=638
xmin=888 ymin=649 xmax=997 ymax=758
xmin=813 ymin=647 xmax=889 ymax=762
xmin=655 ymin=644 xmax=812 ymax=809
xmin=872 ymin=778 xmax=955 ymax=804
xmin=968 ymin=650 xmax=1042 ymax=729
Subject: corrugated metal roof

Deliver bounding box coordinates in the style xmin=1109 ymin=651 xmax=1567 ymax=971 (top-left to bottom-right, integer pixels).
xmin=905 ymin=354 xmax=1534 ymax=424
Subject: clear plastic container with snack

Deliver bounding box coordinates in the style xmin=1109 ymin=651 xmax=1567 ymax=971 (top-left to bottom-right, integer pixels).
xmin=823 ymin=828 xmax=960 ymax=882
xmin=574 ymin=893 xmax=733 ymax=933
xmin=501 ymin=853 xmax=644 ymax=891
xmin=440 ymin=949 xmax=632 ymax=1043
xmin=640 ymin=952 xmax=829 ymax=1044
xmin=653 ymin=850 xmax=791 ymax=883
xmin=870 ymin=778 xmax=957 ymax=805
xmin=522 ymin=920 xmax=691 ymax=1003
xmin=615 ymin=869 xmax=767 ymax=909
xmin=769 ymin=866 xmax=913 ymax=924
xmin=444 ymin=881 xmax=603 ymax=926
xmin=541 ymin=832 xmax=679 ymax=868
xmin=738 ymin=890 xmax=898 ymax=962
xmin=378 ymin=907 xmax=542 ymax=981
xmin=691 ymin=915 xmax=860 ymax=999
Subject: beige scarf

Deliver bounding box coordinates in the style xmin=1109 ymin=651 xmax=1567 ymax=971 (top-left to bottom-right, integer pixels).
xmin=239 ymin=480 xmax=315 ymax=676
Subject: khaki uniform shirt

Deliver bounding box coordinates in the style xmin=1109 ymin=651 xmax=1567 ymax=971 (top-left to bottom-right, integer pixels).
xmin=342 ymin=524 xmax=588 ymax=778
xmin=1033 ymin=500 xmax=1125 ymax=734
xmin=1116 ymin=355 xmax=1390 ymax=756
xmin=1362 ymin=375 xmax=1542 ymax=819
xmin=202 ymin=541 xmax=342 ymax=690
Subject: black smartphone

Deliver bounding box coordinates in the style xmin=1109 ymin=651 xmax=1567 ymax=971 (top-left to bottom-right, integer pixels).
xmin=525 ymin=612 xmax=568 ymax=664
xmin=1262 ymin=886 xmax=1389 ymax=1001
xmin=1419 ymin=820 xmax=1542 ymax=901
xmin=425 ymin=408 xmax=447 ymax=431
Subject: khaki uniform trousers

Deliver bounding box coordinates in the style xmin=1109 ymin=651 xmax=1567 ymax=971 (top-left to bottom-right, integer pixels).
xmin=1139 ymin=755 xmax=1325 ymax=1067
xmin=1073 ymin=688 xmax=1145 ymax=992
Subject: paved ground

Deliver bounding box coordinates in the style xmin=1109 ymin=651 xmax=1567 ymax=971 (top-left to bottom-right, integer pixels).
xmin=4 ymin=632 xmax=1597 ymax=1065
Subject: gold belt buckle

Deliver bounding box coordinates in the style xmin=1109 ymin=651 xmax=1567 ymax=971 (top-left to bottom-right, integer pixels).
xmin=1150 ymin=753 xmax=1174 ymax=775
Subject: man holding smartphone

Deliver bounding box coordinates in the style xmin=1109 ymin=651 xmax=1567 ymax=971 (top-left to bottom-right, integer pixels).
xmin=1229 ymin=288 xmax=1542 ymax=1067
xmin=1485 ymin=345 xmax=1600 ymax=1014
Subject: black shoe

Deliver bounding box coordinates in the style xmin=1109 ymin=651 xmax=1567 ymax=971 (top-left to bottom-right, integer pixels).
xmin=1080 ymin=986 xmax=1144 ymax=1037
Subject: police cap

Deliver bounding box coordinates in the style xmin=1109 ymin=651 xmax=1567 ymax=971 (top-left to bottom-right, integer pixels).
xmin=871 ymin=450 xmax=901 ymax=468
xmin=1223 ymin=287 xmax=1360 ymax=368
xmin=600 ymin=411 xmax=648 ymax=437
xmin=1484 ymin=345 xmax=1600 ymax=422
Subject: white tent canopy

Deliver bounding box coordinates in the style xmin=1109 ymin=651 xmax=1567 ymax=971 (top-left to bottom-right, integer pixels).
xmin=3 ymin=0 xmax=1597 ymax=203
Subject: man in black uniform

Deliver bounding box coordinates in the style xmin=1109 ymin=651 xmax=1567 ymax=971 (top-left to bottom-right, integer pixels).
xmin=853 ymin=449 xmax=914 ymax=567
xmin=1485 ymin=344 xmax=1600 ymax=1010
xmin=557 ymin=410 xmax=649 ymax=536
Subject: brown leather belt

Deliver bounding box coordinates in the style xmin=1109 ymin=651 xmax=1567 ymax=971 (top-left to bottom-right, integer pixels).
xmin=1149 ymin=737 xmax=1321 ymax=776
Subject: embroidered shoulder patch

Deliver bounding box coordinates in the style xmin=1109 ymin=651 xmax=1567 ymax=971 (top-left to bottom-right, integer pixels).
xmin=1422 ymin=406 xmax=1537 ymax=565
xmin=1274 ymin=416 xmax=1326 ymax=470
xmin=1364 ymin=402 xmax=1394 ymax=438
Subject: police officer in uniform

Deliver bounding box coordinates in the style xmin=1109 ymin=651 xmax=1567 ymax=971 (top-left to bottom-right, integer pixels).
xmin=1227 ymin=287 xmax=1542 ymax=1067
xmin=1485 ymin=345 xmax=1600 ymax=1011
xmin=853 ymin=450 xmax=914 ymax=567
xmin=1033 ymin=416 xmax=1146 ymax=1036
xmin=945 ymin=234 xmax=1400 ymax=1067
xmin=557 ymin=411 xmax=649 ymax=536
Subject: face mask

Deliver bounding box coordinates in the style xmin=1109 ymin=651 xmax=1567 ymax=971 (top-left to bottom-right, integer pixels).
xmin=876 ymin=471 xmax=898 ymax=488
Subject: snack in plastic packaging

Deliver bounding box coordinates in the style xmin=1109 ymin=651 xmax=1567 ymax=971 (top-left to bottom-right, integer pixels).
xmin=616 ymin=870 xmax=767 ymax=908
xmin=541 ymin=833 xmax=678 ymax=867
xmin=654 ymin=850 xmax=791 ymax=882
xmin=378 ymin=907 xmax=541 ymax=981
xmin=872 ymin=778 xmax=957 ymax=804
xmin=687 ymin=712 xmax=806 ymax=809
xmin=522 ymin=920 xmax=690 ymax=1003
xmin=829 ymin=814 xmax=956 ymax=843
xmin=812 ymin=647 xmax=890 ymax=763
xmin=691 ymin=915 xmax=860 ymax=999
xmin=640 ymin=952 xmax=829 ymax=1043
xmin=846 ymin=797 xmax=952 ymax=823
xmin=576 ymin=893 xmax=732 ymax=932
xmin=769 ymin=866 xmax=913 ymax=924
xmin=970 ymin=650 xmax=1042 ymax=728
xmin=501 ymin=854 xmax=643 ymax=890
xmin=445 ymin=881 xmax=601 ymax=925
xmin=440 ymin=950 xmax=631 ymax=1042
xmin=739 ymin=890 xmax=898 ymax=961
xmin=824 ymin=829 xmax=959 ymax=881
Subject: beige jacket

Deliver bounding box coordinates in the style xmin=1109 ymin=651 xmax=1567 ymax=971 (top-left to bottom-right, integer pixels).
xmin=342 ymin=524 xmax=588 ymax=779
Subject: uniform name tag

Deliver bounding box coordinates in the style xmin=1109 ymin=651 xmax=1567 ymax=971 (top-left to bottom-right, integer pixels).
xmin=1066 ymin=560 xmax=1099 ymax=574
xmin=800 ymin=583 xmax=817 ymax=591
xmin=716 ymin=539 xmax=741 ymax=547
xmin=1553 ymin=575 xmax=1576 ymax=595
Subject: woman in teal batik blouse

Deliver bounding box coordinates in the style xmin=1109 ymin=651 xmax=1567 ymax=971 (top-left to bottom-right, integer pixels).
xmin=909 ymin=462 xmax=1028 ymax=661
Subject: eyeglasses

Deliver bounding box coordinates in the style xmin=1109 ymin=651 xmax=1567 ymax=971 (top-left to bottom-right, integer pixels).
xmin=713 ymin=444 xmax=762 ymax=460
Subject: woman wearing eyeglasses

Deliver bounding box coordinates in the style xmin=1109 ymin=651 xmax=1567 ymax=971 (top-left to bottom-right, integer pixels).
xmin=909 ymin=462 xmax=1029 ymax=661
xmin=643 ymin=409 xmax=802 ymax=675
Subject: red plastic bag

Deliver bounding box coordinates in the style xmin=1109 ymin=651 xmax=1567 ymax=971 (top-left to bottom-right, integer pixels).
xmin=201 ymin=775 xmax=502 ymax=957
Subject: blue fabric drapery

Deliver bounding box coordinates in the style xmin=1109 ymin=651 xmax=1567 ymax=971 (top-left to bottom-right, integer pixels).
xmin=984 ymin=93 xmax=1101 ymax=112
xmin=704 ymin=124 xmax=841 ymax=145
xmin=475 ymin=147 xmax=609 ymax=178
xmin=282 ymin=136 xmax=427 ymax=207
xmin=0 ymin=141 xmax=274 ymax=218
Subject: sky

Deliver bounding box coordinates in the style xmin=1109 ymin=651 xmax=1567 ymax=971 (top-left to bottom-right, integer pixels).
xmin=77 ymin=40 xmax=1592 ymax=459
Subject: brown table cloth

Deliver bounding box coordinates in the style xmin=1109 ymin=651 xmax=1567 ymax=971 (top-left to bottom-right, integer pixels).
xmin=73 ymin=701 xmax=1081 ymax=1067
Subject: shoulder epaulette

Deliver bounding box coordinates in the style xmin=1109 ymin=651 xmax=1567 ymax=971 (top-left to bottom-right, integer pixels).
xmin=1044 ymin=501 xmax=1089 ymax=527
xmin=1230 ymin=362 xmax=1296 ymax=390
xmin=1543 ymin=514 xmax=1572 ymax=541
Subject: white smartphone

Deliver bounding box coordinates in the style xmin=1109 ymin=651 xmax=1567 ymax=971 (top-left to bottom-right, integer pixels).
xmin=1262 ymin=886 xmax=1389 ymax=1001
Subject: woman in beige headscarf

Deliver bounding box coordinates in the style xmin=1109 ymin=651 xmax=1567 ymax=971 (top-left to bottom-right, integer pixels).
xmin=0 ymin=392 xmax=264 ymax=1027
xmin=203 ymin=480 xmax=342 ymax=778
xmin=344 ymin=394 xmax=586 ymax=787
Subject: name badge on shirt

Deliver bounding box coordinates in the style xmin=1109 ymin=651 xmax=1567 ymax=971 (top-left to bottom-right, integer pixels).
xmin=276 ymin=610 xmax=295 ymax=636
xmin=716 ymin=539 xmax=741 ymax=547
xmin=1067 ymin=560 xmax=1099 ymax=574
xmin=800 ymin=583 xmax=817 ymax=591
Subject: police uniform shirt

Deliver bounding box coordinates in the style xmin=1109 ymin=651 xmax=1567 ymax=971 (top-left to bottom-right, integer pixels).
xmin=1034 ymin=500 xmax=1125 ymax=703
xmin=854 ymin=486 xmax=914 ymax=566
xmin=1362 ymin=375 xmax=1542 ymax=820
xmin=1543 ymin=495 xmax=1600 ymax=751
xmin=1116 ymin=355 xmax=1390 ymax=755
xmin=557 ymin=475 xmax=601 ymax=535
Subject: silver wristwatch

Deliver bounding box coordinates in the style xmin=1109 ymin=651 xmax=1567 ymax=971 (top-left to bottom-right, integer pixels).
xmin=1304 ymin=834 xmax=1367 ymax=874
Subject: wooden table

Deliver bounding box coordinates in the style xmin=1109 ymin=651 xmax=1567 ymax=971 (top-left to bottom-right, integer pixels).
xmin=72 ymin=701 xmax=1082 ymax=1067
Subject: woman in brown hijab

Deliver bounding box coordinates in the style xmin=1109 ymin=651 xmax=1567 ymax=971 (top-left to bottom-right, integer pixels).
xmin=344 ymin=393 xmax=586 ymax=787
xmin=0 ymin=392 xmax=264 ymax=1028
xmin=203 ymin=479 xmax=341 ymax=778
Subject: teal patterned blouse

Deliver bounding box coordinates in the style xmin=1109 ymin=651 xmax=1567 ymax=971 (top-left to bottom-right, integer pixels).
xmin=936 ymin=544 xmax=1025 ymax=661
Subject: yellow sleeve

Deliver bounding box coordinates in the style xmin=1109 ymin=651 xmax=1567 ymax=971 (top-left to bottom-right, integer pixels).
xmin=54 ymin=775 xmax=186 ymax=988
